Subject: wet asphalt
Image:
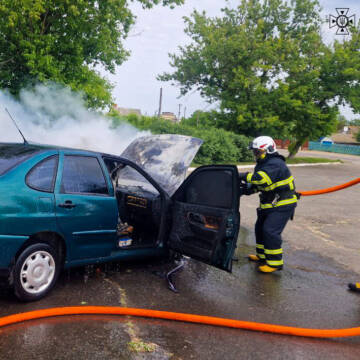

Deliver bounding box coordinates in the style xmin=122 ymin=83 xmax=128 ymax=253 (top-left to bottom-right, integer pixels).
xmin=0 ymin=151 xmax=359 ymax=360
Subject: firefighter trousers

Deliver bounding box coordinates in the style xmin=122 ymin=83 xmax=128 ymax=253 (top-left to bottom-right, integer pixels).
xmin=255 ymin=205 xmax=296 ymax=268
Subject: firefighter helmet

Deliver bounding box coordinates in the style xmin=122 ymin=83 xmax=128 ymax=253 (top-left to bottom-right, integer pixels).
xmin=249 ymin=136 xmax=276 ymax=154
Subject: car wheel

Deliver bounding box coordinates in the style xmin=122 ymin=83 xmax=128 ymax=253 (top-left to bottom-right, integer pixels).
xmin=13 ymin=243 xmax=60 ymax=302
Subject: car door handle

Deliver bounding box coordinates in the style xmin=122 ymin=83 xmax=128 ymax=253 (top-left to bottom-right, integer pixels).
xmin=188 ymin=212 xmax=220 ymax=230
xmin=187 ymin=212 xmax=205 ymax=225
xmin=58 ymin=201 xmax=77 ymax=209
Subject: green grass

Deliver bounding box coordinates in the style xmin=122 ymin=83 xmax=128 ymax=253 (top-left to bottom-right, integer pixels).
xmin=285 ymin=157 xmax=342 ymax=164
xmin=191 ymin=157 xmax=342 ymax=167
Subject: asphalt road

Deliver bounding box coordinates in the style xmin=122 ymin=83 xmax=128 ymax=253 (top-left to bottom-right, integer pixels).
xmin=0 ymin=150 xmax=359 ymax=360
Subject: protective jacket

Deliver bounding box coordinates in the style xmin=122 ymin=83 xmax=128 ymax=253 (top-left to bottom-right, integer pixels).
xmin=245 ymin=152 xmax=297 ymax=210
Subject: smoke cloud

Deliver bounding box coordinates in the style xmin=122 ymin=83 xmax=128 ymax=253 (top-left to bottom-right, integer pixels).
xmin=0 ymin=83 xmax=150 ymax=155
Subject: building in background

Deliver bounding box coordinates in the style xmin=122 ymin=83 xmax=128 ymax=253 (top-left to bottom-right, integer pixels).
xmin=331 ymin=125 xmax=359 ymax=145
xmin=112 ymin=104 xmax=142 ymax=117
xmin=160 ymin=112 xmax=178 ymax=123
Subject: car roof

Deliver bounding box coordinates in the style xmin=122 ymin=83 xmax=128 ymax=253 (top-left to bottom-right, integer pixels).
xmin=0 ymin=142 xmax=117 ymax=157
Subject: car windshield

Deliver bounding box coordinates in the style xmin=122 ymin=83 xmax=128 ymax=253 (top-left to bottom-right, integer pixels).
xmin=0 ymin=144 xmax=42 ymax=175
xmin=116 ymin=167 xmax=160 ymax=196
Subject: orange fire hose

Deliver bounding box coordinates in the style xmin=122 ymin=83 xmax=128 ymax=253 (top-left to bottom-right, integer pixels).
xmin=0 ymin=178 xmax=359 ymax=339
xmin=1 ymin=306 xmax=360 ymax=338
xmin=299 ymin=177 xmax=360 ymax=196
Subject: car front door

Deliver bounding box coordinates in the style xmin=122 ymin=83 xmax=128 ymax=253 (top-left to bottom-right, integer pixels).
xmin=55 ymin=152 xmax=118 ymax=261
xmin=168 ymin=165 xmax=240 ymax=272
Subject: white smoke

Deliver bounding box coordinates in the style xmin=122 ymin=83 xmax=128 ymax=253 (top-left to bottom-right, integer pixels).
xmin=0 ymin=83 xmax=150 ymax=155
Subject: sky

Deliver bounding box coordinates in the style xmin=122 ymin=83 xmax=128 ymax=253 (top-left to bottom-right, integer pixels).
xmin=107 ymin=0 xmax=360 ymax=120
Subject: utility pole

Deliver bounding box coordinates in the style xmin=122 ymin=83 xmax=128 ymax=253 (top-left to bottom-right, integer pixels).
xmin=183 ymin=106 xmax=186 ymax=120
xmin=157 ymin=87 xmax=163 ymax=118
xmin=178 ymin=104 xmax=182 ymax=122
xmin=196 ymin=111 xmax=199 ymax=127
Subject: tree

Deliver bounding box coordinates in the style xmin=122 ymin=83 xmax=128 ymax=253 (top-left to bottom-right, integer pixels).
xmin=351 ymin=119 xmax=360 ymax=126
xmin=336 ymin=115 xmax=348 ymax=131
xmin=0 ymin=0 xmax=183 ymax=108
xmin=181 ymin=110 xmax=219 ymax=128
xmin=160 ymin=0 xmax=360 ymax=156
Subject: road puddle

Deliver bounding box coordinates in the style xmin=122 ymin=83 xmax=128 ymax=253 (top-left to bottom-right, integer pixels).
xmin=233 ymin=226 xmax=255 ymax=266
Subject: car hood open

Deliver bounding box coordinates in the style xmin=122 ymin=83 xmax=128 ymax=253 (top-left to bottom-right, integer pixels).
xmin=121 ymin=134 xmax=203 ymax=196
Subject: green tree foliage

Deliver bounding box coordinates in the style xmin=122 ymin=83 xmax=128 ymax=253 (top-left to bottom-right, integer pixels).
xmin=181 ymin=110 xmax=219 ymax=128
xmin=108 ymin=110 xmax=253 ymax=164
xmin=336 ymin=115 xmax=348 ymax=131
xmin=356 ymin=129 xmax=360 ymax=143
xmin=0 ymin=0 xmax=183 ymax=108
xmin=160 ymin=0 xmax=360 ymax=156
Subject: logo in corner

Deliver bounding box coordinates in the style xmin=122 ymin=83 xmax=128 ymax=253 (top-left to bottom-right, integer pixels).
xmin=328 ymin=8 xmax=355 ymax=35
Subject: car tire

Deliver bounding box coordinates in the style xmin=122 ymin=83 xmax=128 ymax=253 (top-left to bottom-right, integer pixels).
xmin=13 ymin=243 xmax=60 ymax=302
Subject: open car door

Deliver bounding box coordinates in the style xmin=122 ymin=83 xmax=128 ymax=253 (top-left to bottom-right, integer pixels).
xmin=168 ymin=165 xmax=240 ymax=272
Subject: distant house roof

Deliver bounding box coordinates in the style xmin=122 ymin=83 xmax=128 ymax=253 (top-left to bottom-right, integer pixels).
xmin=332 ymin=126 xmax=359 ymax=144
xmin=348 ymin=125 xmax=359 ymax=134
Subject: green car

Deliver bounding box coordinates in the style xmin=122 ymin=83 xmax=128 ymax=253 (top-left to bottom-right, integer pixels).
xmin=0 ymin=135 xmax=240 ymax=301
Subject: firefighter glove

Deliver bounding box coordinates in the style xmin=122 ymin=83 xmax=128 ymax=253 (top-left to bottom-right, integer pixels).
xmin=239 ymin=183 xmax=255 ymax=196
xmin=238 ymin=172 xmax=249 ymax=182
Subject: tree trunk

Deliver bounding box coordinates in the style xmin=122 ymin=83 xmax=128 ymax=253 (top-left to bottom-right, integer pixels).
xmin=287 ymin=138 xmax=306 ymax=159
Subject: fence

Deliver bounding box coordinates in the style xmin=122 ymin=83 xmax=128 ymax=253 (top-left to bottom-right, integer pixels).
xmin=309 ymin=141 xmax=360 ymax=156
xmin=274 ymin=139 xmax=309 ymax=150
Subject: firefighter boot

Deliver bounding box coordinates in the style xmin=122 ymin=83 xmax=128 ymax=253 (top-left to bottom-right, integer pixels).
xmin=348 ymin=283 xmax=360 ymax=293
xmin=258 ymin=264 xmax=282 ymax=273
xmin=248 ymin=254 xmax=260 ymax=261
xmin=248 ymin=254 xmax=265 ymax=263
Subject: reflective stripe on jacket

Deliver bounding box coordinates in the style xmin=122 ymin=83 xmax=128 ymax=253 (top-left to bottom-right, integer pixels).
xmin=246 ymin=153 xmax=297 ymax=209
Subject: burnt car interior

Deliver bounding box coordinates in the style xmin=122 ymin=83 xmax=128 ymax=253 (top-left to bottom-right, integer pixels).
xmin=103 ymin=156 xmax=163 ymax=249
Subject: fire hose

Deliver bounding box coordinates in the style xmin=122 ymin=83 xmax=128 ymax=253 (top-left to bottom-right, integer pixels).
xmin=298 ymin=177 xmax=360 ymax=196
xmin=0 ymin=178 xmax=359 ymax=338
xmin=1 ymin=305 xmax=360 ymax=338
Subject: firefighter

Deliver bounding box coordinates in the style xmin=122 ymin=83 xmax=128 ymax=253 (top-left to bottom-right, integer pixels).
xmin=239 ymin=136 xmax=298 ymax=273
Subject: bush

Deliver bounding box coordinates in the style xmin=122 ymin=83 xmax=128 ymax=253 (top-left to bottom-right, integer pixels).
xmin=356 ymin=130 xmax=360 ymax=143
xmin=108 ymin=111 xmax=253 ymax=164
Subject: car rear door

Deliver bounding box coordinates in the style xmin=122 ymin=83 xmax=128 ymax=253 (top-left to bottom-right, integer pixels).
xmin=168 ymin=165 xmax=240 ymax=272
xmin=55 ymin=152 xmax=118 ymax=261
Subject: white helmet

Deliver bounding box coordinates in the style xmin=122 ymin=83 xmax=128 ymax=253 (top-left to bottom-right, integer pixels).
xmin=249 ymin=136 xmax=277 ymax=154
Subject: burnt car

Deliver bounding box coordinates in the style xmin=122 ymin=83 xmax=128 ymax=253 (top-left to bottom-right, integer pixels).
xmin=0 ymin=135 xmax=240 ymax=301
